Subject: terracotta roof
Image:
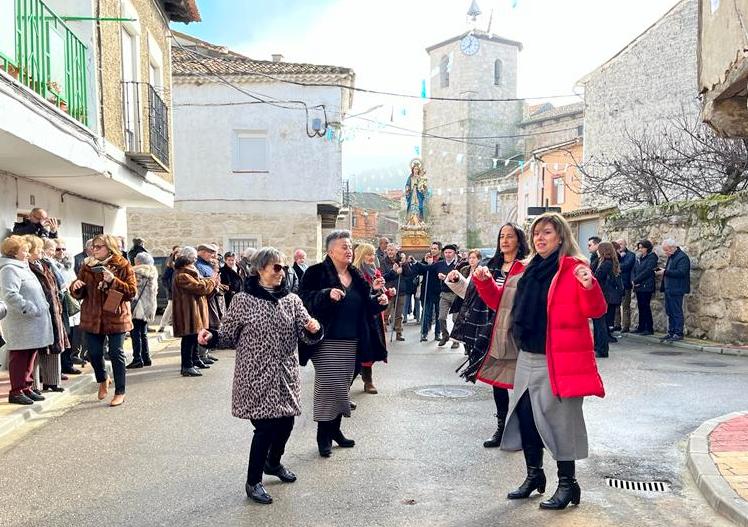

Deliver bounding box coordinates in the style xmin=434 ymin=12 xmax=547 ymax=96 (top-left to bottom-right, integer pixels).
xmin=162 ymin=0 xmax=201 ymax=23
xmin=520 ymin=102 xmax=584 ymax=126
xmin=351 ymin=192 xmax=399 ymax=211
xmin=172 ymin=32 xmax=354 ymax=78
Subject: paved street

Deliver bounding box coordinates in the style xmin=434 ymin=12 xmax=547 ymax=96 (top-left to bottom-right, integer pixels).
xmin=1 ymin=324 xmax=747 ymax=527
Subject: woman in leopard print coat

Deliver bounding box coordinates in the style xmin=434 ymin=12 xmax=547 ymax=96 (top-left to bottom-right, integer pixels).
xmin=199 ymin=247 xmax=322 ymax=505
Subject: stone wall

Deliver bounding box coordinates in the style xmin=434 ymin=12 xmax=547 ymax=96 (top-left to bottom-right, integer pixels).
xmin=582 ymin=0 xmax=698 ymax=208
xmin=602 ymin=192 xmax=748 ymax=344
xmin=127 ymin=207 xmax=322 ymax=262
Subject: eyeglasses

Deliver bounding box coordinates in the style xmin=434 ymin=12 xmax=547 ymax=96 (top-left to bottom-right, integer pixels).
xmin=271 ymin=264 xmax=285 ymax=273
xmin=55 ymin=248 xmax=66 ymax=252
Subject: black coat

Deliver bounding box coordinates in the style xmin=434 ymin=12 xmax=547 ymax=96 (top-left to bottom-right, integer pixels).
xmin=219 ymin=265 xmax=244 ymax=307
xmin=632 ymin=252 xmax=658 ymax=294
xmin=411 ymin=259 xmax=442 ymax=303
xmin=618 ymin=249 xmax=636 ymax=289
xmin=660 ymin=248 xmax=691 ymax=295
xmin=12 ymin=219 xmax=57 ymax=239
xmin=595 ymin=259 xmax=623 ymax=305
xmin=298 ymin=257 xmax=387 ymax=367
xmin=380 ymin=255 xmax=414 ymax=294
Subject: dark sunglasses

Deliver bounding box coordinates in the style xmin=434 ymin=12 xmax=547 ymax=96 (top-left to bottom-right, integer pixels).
xmin=55 ymin=248 xmax=66 ymax=252
xmin=272 ymin=264 xmax=284 ymax=273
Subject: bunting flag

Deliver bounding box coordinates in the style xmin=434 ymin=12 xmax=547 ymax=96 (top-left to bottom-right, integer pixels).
xmin=421 ymin=80 xmax=427 ymax=99
xmin=512 ymin=0 xmax=518 ymax=8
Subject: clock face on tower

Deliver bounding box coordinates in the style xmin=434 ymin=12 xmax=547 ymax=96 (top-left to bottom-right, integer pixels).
xmin=460 ymin=34 xmax=480 ymax=56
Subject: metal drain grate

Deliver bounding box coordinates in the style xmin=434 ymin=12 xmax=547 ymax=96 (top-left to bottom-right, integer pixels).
xmin=606 ymin=478 xmax=671 ymax=492
xmin=413 ymin=386 xmax=475 ymax=399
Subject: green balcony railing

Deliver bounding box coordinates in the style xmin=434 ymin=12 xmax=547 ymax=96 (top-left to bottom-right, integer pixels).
xmin=0 ymin=0 xmax=88 ymax=125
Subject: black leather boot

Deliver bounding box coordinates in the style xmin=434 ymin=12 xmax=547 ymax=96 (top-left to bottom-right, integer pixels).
xmin=317 ymin=421 xmax=332 ymax=457
xmin=540 ymin=461 xmax=580 ymax=510
xmin=507 ymin=448 xmax=545 ymax=499
xmin=331 ymin=415 xmax=355 ymax=447
xmin=483 ymin=412 xmax=506 ymax=448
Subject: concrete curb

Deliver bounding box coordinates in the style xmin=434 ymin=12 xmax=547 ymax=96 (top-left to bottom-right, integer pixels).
xmin=623 ymin=333 xmax=747 ymax=357
xmin=0 ymin=333 xmax=179 ymax=444
xmin=687 ymin=411 xmax=748 ymax=527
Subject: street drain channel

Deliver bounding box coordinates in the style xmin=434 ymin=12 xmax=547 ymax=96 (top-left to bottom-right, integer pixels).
xmin=606 ymin=478 xmax=671 ymax=493
xmin=413 ymin=386 xmax=475 ymax=399
xmin=649 ymin=351 xmax=685 ymax=356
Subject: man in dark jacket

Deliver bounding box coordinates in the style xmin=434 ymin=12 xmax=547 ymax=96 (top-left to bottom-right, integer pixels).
xmin=292 ymin=249 xmax=308 ymax=282
xmin=12 ymin=208 xmax=58 ymax=238
xmin=375 ymin=237 xmax=389 ymax=269
xmin=433 ymin=244 xmax=460 ymax=346
xmin=587 ymin=236 xmax=601 ymax=272
xmin=657 ymin=239 xmax=691 ymax=342
xmin=411 ymin=241 xmax=442 ymax=341
xmin=380 ymin=243 xmax=413 ymax=341
xmin=615 ymin=239 xmax=637 ymax=332
xmin=74 ymin=239 xmax=93 ymax=276
xmin=127 ymin=238 xmax=148 ymax=265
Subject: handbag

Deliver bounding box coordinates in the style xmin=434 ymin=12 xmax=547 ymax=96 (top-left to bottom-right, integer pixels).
xmin=103 ymin=288 xmax=124 ymax=313
xmin=63 ymin=290 xmax=80 ymax=317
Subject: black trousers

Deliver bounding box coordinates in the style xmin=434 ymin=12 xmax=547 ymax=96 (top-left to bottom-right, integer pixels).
xmin=493 ymin=386 xmax=509 ymax=417
xmin=592 ymin=317 xmax=609 ymax=357
xmin=131 ymin=319 xmax=150 ymax=363
xmin=180 ymin=334 xmax=198 ymax=370
xmin=636 ymin=291 xmax=654 ymax=332
xmin=605 ymin=303 xmax=619 ymax=330
xmin=247 ymin=416 xmax=295 ymax=485
xmin=515 ymin=390 xmax=574 ymax=477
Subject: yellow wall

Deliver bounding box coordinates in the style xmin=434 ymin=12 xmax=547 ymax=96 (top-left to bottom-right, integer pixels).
xmin=99 ymin=0 xmax=173 ymax=181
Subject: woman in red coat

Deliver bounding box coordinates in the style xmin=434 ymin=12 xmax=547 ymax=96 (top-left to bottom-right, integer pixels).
xmin=474 ymin=212 xmax=607 ymax=510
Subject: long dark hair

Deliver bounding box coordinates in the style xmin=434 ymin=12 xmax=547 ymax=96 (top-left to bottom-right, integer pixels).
xmin=487 ymin=223 xmax=529 ymax=269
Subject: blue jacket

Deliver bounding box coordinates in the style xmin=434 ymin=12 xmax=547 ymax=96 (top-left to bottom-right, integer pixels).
xmin=660 ymin=248 xmax=691 ymax=295
xmin=618 ymin=249 xmax=636 ymax=290
xmin=632 ymin=252 xmax=658 ymax=294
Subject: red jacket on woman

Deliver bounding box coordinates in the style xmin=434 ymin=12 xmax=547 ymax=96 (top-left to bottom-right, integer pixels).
xmin=475 ymin=255 xmax=607 ymax=398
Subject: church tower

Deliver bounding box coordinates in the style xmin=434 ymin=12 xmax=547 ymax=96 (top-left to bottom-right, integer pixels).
xmin=421 ymin=2 xmax=523 ymax=247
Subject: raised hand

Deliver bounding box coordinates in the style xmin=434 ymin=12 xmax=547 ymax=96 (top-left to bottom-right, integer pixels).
xmin=574 ymin=265 xmax=593 ymax=289
xmin=330 ymin=288 xmax=346 ymax=302
xmin=446 ymin=270 xmax=461 ymax=283
xmin=305 ymin=318 xmax=321 ymax=333
xmin=472 ymin=266 xmax=492 ymax=282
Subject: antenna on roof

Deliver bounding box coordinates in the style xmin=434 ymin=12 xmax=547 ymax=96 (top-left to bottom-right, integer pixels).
xmin=486 ymin=8 xmax=493 ymax=34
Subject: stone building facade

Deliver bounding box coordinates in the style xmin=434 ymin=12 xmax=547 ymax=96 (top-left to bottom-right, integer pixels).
xmin=422 ymin=29 xmax=523 ymax=247
xmin=579 ymin=0 xmax=700 ymax=209
xmin=603 ymin=192 xmax=748 ymax=344
xmin=698 ymin=0 xmax=748 ymax=136
xmin=128 ymin=33 xmax=354 ymax=261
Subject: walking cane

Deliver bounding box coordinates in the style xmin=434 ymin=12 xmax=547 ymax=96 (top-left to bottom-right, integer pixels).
xmin=421 ymin=268 xmax=430 ymax=336
xmin=390 ymin=273 xmax=402 ymax=343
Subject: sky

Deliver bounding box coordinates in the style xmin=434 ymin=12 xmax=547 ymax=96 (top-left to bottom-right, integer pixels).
xmin=175 ymin=0 xmax=682 ymax=190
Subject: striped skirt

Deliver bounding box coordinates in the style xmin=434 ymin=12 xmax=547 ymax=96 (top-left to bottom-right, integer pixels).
xmin=33 ymin=351 xmax=61 ymax=389
xmin=311 ymin=339 xmax=357 ymax=422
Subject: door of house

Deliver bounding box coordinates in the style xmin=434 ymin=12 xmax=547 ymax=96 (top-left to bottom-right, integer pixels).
xmin=81 ymin=222 xmax=103 ymax=248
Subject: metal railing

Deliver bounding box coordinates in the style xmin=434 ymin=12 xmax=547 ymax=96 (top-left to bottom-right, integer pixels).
xmin=0 ymin=0 xmax=88 ymax=125
xmin=121 ymin=81 xmax=170 ymax=169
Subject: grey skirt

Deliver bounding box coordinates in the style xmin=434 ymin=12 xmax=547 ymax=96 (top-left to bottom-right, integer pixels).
xmin=500 ymin=351 xmax=589 ymax=461
xmin=311 ymin=339 xmax=357 ymax=422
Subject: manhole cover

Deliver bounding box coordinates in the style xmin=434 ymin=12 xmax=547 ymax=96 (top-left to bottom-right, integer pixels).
xmin=649 ymin=351 xmax=685 ymax=356
xmin=413 ymin=386 xmax=475 ymax=399
xmin=685 ymin=361 xmax=728 ymax=368
xmin=606 ymin=478 xmax=671 ymax=492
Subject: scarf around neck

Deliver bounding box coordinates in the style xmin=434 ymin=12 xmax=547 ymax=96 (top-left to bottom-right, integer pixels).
xmin=360 ymin=263 xmax=377 ymax=282
xmin=511 ymin=249 xmax=560 ymax=347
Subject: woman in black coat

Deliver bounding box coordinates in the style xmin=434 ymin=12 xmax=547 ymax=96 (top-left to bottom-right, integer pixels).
xmin=632 ymin=239 xmax=658 ymax=335
xmin=592 ymin=242 xmax=621 ymax=357
xmin=219 ymin=252 xmax=244 ymax=308
xmin=298 ymin=230 xmax=389 ymax=458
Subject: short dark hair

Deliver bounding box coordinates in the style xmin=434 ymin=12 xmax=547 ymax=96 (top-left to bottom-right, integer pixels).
xmin=588 ymin=236 xmax=601 ymax=244
xmin=223 ymin=251 xmax=235 ymax=259
xmin=637 ymin=239 xmax=654 ymax=253
xmin=431 ymin=241 xmax=442 ymax=249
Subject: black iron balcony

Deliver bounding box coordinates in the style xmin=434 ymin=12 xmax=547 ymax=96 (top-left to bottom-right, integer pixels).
xmin=122 ymin=81 xmax=170 ymax=172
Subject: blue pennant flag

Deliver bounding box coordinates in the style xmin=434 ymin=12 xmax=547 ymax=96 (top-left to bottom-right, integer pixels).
xmin=421 ymin=80 xmax=427 ymax=99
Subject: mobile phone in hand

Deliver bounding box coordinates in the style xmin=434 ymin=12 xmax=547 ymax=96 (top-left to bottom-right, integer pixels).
xmin=91 ymin=265 xmax=107 ymax=273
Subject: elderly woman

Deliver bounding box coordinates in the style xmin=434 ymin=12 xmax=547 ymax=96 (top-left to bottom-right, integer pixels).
xmin=126 ymin=252 xmax=159 ymax=369
xmin=71 ymin=234 xmax=137 ymax=407
xmin=0 ymin=235 xmax=53 ymax=405
xmin=299 ymin=230 xmax=389 ymax=458
xmin=474 ymin=213 xmax=607 ymax=510
xmin=352 ymin=243 xmax=390 ymax=395
xmin=447 ymin=224 xmax=529 ymax=448
xmin=632 ymin=239 xmax=657 ymax=336
xmin=220 ymin=251 xmax=244 ymax=307
xmin=172 ymin=246 xmax=217 ymax=377
xmin=27 ymin=235 xmax=69 ymax=392
xmin=198 ymin=248 xmax=321 ymax=505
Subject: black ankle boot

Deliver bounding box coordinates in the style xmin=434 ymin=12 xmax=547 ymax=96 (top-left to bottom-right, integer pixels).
xmin=507 ymin=466 xmax=546 ymax=499
xmin=317 ymin=421 xmax=332 ymax=457
xmin=330 ymin=415 xmax=355 ymax=447
xmin=483 ymin=413 xmax=506 ymax=448
xmin=540 ymin=461 xmax=580 ymax=510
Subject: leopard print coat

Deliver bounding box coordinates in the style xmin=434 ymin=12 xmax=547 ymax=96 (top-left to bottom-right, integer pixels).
xmin=216 ymin=276 xmax=322 ymax=420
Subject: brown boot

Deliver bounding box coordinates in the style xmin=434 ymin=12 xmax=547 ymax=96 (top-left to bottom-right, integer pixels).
xmin=97 ymin=379 xmax=110 ymax=400
xmin=361 ymin=366 xmax=378 ymax=394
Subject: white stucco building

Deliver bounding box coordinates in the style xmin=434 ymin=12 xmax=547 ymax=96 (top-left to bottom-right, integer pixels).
xmin=127 ymin=33 xmax=355 ymax=260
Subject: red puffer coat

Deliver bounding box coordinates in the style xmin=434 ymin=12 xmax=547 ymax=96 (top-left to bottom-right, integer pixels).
xmin=476 ymin=255 xmax=607 ymax=398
